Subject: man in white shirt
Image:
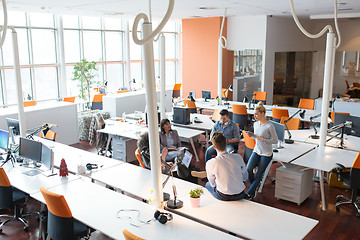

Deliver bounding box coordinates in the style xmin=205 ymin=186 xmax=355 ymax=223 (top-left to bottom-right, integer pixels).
xmin=205 ymin=131 xmax=248 ymax=201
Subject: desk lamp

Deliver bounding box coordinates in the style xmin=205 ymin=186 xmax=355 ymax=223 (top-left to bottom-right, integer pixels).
xmin=248 ymin=92 xmax=256 ymax=110
xmin=284 ymin=109 xmax=306 ymax=144
xmin=27 ymin=124 xmax=58 ymax=140
xmin=223 ymin=84 xmax=233 ymax=105
xmin=327 ymin=121 xmax=352 ymax=149
xmin=309 ymin=113 xmax=321 ymax=139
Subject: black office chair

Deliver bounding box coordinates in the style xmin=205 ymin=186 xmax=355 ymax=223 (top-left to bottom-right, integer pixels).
xmin=0 ymin=168 xmax=30 ymax=233
xmin=335 ymin=152 xmax=360 ymax=218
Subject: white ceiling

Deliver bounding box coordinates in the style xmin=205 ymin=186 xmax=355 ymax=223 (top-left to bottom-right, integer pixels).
xmin=4 ymin=0 xmax=360 ymax=20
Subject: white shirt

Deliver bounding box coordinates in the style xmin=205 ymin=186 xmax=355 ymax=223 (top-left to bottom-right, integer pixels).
xmin=206 ymin=151 xmax=248 ymax=195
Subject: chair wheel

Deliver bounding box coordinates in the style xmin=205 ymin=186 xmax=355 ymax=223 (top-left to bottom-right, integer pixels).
xmin=23 ymin=226 xmax=28 ymax=232
xmin=357 ymin=213 xmax=360 ymax=218
xmin=336 ymin=206 xmax=340 ymax=212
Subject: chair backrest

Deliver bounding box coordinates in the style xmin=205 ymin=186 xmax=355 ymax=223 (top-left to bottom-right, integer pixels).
xmin=272 ymin=108 xmax=289 ymax=122
xmin=280 ymin=116 xmax=300 ymax=130
xmin=92 ymin=94 xmax=105 ymax=110
xmin=93 ymin=94 xmax=105 ymax=103
xmin=123 ymin=229 xmax=145 ymax=240
xmin=222 ymin=88 xmax=228 ymax=99
xmin=212 ymin=109 xmax=221 ymax=122
xmin=135 ymin=148 xmax=146 ymax=169
xmin=242 ymin=130 xmax=256 ymax=150
xmin=232 ymin=104 xmax=247 ymax=115
xmin=24 ymin=100 xmax=36 ymax=107
xmin=0 ymin=168 xmax=11 ymax=187
xmin=63 ymin=96 xmax=76 ymax=103
xmin=40 ymin=186 xmax=72 ymax=218
xmin=0 ymin=168 xmax=13 ymax=209
xmin=298 ymin=98 xmax=315 ymax=110
xmin=173 ymin=83 xmax=182 ymax=91
xmin=351 ymin=152 xmax=360 ymax=189
xmin=183 ymin=99 xmax=196 ymax=109
xmin=40 ymin=123 xmax=57 ymax=141
xmin=252 ymin=91 xmax=267 ymax=102
xmin=330 ymin=112 xmax=350 ymax=123
xmin=117 ymin=90 xmax=129 ymax=94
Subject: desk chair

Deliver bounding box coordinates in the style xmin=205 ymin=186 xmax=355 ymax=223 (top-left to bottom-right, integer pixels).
xmin=232 ymin=104 xmax=248 ymax=130
xmin=242 ymin=130 xmax=255 ymax=164
xmin=211 ymin=109 xmax=221 ymax=122
xmin=330 ymin=111 xmax=350 ymax=123
xmin=117 ymin=90 xmax=129 ymax=94
xmin=280 ymin=117 xmax=300 ymax=130
xmin=91 ymin=94 xmax=105 ymax=110
xmin=0 ymin=168 xmax=30 ymax=233
xmin=335 ymin=152 xmax=360 ymax=218
xmin=298 ymin=98 xmax=315 ymax=110
xmin=272 ymin=108 xmax=289 ymax=123
xmin=63 ymin=97 xmax=76 ymax=103
xmin=123 ymin=229 xmax=145 ymax=240
xmin=252 ymin=91 xmax=267 ymax=105
xmin=24 ymin=100 xmax=36 ymax=107
xmin=40 ymin=124 xmax=58 ymax=141
xmin=135 ymin=148 xmax=147 ymax=169
xmin=183 ymin=99 xmax=197 ymax=114
xmin=39 ymin=186 xmax=92 ymax=240
xmin=172 ymin=83 xmax=182 ymax=99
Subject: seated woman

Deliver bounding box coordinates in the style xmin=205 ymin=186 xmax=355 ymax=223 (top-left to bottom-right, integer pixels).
xmin=159 ymin=119 xmax=182 ymax=162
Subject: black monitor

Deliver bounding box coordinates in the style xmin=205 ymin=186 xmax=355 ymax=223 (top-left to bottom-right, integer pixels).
xmin=173 ymin=107 xmax=190 ymax=125
xmin=202 ymin=90 xmax=211 ymax=100
xmin=270 ymin=120 xmax=285 ymax=142
xmin=19 ymin=137 xmax=42 ymax=162
xmin=0 ymin=130 xmax=9 ymax=150
xmin=334 ymin=113 xmax=360 ymax=137
xmin=41 ymin=144 xmax=53 ymax=171
xmin=6 ymin=118 xmax=20 ymax=136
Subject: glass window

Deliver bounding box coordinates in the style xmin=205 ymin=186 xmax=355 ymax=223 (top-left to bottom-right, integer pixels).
xmin=62 ymin=15 xmax=79 ymax=29
xmin=66 ymin=65 xmax=81 ymax=98
xmin=164 ymin=33 xmax=176 ymax=59
xmin=4 ymin=68 xmax=32 ymax=104
xmin=83 ymin=31 xmax=103 ymax=62
xmin=8 ymin=11 xmax=27 ymax=26
xmin=130 ymin=33 xmax=142 ymax=60
xmin=92 ymin=64 xmax=104 ymax=86
xmin=64 ymin=30 xmax=81 ymax=63
xmin=34 ymin=67 xmax=58 ymax=101
xmin=153 ymin=38 xmax=159 ymax=60
xmin=32 ymin=29 xmax=56 ymax=64
xmin=166 ymin=61 xmax=176 ymax=87
xmin=162 ymin=21 xmax=176 ymax=32
xmin=105 ymin=31 xmax=123 ymax=61
xmin=29 ymin=13 xmax=54 ymax=28
xmin=81 ymin=16 xmax=102 ymax=29
xmin=131 ymin=62 xmax=143 ymax=89
xmin=106 ymin=63 xmax=124 ymax=91
xmin=2 ymin=28 xmax=30 ymax=66
xmin=104 ymin=17 xmax=122 ymax=30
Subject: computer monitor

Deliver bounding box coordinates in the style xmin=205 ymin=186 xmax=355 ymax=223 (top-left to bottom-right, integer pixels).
xmin=6 ymin=118 xmax=20 ymax=136
xmin=334 ymin=113 xmax=360 ymax=137
xmin=41 ymin=144 xmax=54 ymax=171
xmin=202 ymin=90 xmax=211 ymax=100
xmin=270 ymin=120 xmax=285 ymax=142
xmin=0 ymin=130 xmax=9 ymax=150
xmin=19 ymin=137 xmax=42 ymax=162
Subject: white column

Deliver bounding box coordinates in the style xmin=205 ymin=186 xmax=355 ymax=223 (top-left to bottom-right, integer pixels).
xmin=160 ymin=34 xmax=166 ymax=119
xmin=142 ymin=22 xmax=163 ymax=207
xmin=57 ymin=16 xmax=67 ymax=98
xmin=125 ymin=20 xmax=131 ymax=90
xmin=217 ymin=39 xmax=223 ymax=105
xmin=319 ymin=32 xmax=335 ymax=148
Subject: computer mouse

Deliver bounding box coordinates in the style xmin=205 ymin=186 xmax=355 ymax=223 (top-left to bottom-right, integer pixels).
xmin=273 ymin=149 xmax=279 ymax=153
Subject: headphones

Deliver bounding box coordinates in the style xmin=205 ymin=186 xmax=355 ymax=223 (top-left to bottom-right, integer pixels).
xmin=86 ymin=163 xmax=98 ymax=170
xmin=154 ymin=210 xmax=173 ymax=224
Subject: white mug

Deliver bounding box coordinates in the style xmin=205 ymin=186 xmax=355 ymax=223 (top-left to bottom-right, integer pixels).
xmin=77 ymin=165 xmax=86 ymax=175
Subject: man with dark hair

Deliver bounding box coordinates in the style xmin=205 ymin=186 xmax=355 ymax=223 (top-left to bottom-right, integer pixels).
xmin=205 ymin=109 xmax=240 ymax=162
xmin=205 ymin=131 xmax=248 ymax=201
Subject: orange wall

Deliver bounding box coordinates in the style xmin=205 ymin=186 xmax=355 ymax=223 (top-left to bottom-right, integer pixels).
xmin=182 ymin=17 xmax=232 ymax=100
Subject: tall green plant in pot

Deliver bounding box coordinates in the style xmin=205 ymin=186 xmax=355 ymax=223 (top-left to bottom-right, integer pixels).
xmin=72 ymin=59 xmax=99 ymax=109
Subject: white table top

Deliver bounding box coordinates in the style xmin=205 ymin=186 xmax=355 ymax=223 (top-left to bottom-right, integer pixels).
xmin=292 ymin=146 xmax=358 ymax=172
xmin=171 ymin=113 xmax=214 ymax=131
xmin=169 ymin=188 xmax=318 ymax=240
xmin=273 ymin=141 xmax=317 ymax=163
xmin=31 ymin=179 xmax=239 ymax=240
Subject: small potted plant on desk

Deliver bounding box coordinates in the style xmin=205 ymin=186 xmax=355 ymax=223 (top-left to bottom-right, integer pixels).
xmin=189 ymin=187 xmax=204 ymax=208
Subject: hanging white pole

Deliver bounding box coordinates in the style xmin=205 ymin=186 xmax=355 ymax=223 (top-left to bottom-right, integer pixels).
xmin=10 ymin=27 xmax=26 ymax=137
xmin=160 ymin=34 xmax=166 ymax=119
xmin=328 ymin=43 xmax=336 ymax=100
xmin=217 ymin=9 xmax=227 ymax=105
xmin=132 ymin=0 xmax=174 ymax=208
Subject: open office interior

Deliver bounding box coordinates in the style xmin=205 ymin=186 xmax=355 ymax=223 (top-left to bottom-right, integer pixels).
xmin=0 ymin=0 xmax=360 ymax=239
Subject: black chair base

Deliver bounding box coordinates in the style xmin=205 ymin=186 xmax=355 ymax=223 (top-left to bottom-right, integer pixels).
xmin=335 ymin=190 xmax=360 ymax=218
xmin=0 ymin=204 xmax=30 ymax=233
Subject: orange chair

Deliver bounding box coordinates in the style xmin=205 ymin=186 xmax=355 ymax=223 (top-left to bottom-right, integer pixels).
xmin=135 ymin=148 xmax=146 ymax=169
xmin=39 ymin=123 xmax=58 ymax=141
xmin=183 ymin=99 xmax=197 ymax=113
xmin=232 ymin=104 xmax=248 ymax=129
xmin=117 ymin=90 xmax=129 ymax=94
xmin=172 ymin=83 xmax=182 ymax=98
xmin=330 ymin=112 xmax=350 ymax=123
xmin=39 ymin=186 xmax=91 ymax=239
xmin=280 ymin=116 xmax=300 ymax=130
xmin=23 ymin=100 xmax=35 ymax=107
xmin=298 ymin=98 xmax=315 ymax=110
xmin=242 ymin=130 xmax=256 ymax=164
xmin=272 ymin=108 xmax=289 ymax=123
xmin=222 ymin=88 xmax=229 ymax=99
xmin=211 ymin=109 xmax=221 ymax=122
xmin=252 ymin=91 xmax=267 ymax=104
xmin=91 ymin=94 xmax=105 ymax=110
xmin=63 ymin=96 xmax=76 ymax=103
xmin=123 ymin=229 xmax=145 ymax=240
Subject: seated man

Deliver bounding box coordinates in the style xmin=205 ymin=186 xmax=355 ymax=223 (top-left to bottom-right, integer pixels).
xmin=205 ymin=109 xmax=240 ymax=162
xmin=205 ymin=131 xmax=248 ymax=201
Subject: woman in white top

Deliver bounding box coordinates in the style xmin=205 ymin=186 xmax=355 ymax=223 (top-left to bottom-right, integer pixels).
xmin=246 ymin=102 xmax=278 ymax=199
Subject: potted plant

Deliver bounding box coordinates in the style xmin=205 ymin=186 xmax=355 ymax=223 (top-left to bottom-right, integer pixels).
xmin=189 ymin=187 xmax=204 ymax=208
xmin=72 ymin=58 xmax=99 ymax=110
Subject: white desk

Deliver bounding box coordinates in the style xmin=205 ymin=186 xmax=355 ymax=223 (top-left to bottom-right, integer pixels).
xmin=167 ymin=188 xmax=318 ymax=240
xmin=292 ymin=146 xmax=358 ymax=211
xmin=315 ymin=98 xmax=360 ymax=117
xmin=31 ymin=179 xmax=239 ymax=240
xmin=273 ymin=141 xmax=317 ymax=163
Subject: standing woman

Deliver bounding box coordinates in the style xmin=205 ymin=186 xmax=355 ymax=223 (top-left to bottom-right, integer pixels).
xmin=246 ymin=102 xmax=278 ymax=199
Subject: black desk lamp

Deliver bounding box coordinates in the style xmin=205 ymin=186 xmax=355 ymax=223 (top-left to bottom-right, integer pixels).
xmin=27 ymin=124 xmax=57 ymax=140
xmin=284 ymin=109 xmax=306 ymax=144
xmin=248 ymin=92 xmax=256 ymax=110
xmin=309 ymin=113 xmax=321 ymax=139
xmin=223 ymin=84 xmax=233 ymax=105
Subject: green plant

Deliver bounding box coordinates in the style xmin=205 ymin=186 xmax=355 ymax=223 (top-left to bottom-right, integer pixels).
xmin=189 ymin=187 xmax=204 ymax=198
xmin=72 ymin=59 xmax=99 ymax=107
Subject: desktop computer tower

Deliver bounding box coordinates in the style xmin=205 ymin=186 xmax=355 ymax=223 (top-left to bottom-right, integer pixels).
xmin=173 ymin=107 xmax=190 ymax=125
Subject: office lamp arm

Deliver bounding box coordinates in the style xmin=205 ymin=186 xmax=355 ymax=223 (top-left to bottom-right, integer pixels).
xmin=284 ymin=109 xmax=305 ymax=143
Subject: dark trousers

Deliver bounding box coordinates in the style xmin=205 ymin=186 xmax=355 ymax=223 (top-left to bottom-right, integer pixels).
xmin=205 ymin=182 xmax=246 ymax=201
